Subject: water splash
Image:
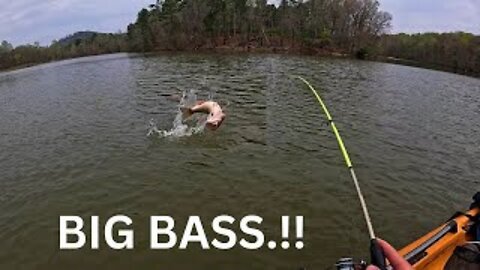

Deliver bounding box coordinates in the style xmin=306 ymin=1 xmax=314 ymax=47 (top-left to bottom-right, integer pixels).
xmin=147 ymin=90 xmax=207 ymax=138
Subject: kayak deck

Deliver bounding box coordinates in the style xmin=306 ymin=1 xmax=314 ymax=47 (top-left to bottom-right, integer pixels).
xmin=398 ymin=195 xmax=479 ymax=270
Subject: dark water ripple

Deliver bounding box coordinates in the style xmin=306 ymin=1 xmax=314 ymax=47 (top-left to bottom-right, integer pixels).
xmin=0 ymin=53 xmax=479 ymax=270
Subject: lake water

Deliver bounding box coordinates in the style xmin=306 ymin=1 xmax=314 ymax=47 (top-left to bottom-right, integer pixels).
xmin=0 ymin=53 xmax=479 ymax=270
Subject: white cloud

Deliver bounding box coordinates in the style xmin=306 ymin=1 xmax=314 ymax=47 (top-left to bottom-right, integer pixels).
xmin=379 ymin=0 xmax=480 ymax=34
xmin=0 ymin=0 xmax=153 ymax=46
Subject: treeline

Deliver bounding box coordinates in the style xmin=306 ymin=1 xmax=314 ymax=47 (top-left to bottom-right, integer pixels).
xmin=381 ymin=32 xmax=480 ymax=76
xmin=127 ymin=0 xmax=392 ymax=56
xmin=1 ymin=0 xmax=479 ymax=77
xmin=0 ymin=33 xmax=127 ymax=71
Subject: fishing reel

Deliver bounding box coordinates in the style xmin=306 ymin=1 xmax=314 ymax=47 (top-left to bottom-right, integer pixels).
xmin=335 ymin=258 xmax=367 ymax=270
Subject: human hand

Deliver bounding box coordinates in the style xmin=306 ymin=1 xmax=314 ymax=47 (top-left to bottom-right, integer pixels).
xmin=366 ymin=239 xmax=413 ymax=270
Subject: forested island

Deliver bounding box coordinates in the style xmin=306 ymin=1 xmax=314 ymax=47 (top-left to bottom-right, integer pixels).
xmin=0 ymin=0 xmax=479 ymax=77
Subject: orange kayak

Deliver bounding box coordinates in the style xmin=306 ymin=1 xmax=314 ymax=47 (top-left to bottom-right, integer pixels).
xmin=398 ymin=192 xmax=480 ymax=270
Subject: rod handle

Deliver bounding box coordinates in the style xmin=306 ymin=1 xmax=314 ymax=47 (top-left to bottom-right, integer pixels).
xmin=370 ymin=239 xmax=387 ymax=270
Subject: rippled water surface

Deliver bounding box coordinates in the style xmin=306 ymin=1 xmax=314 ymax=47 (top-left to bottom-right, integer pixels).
xmin=1 ymin=53 xmax=479 ymax=270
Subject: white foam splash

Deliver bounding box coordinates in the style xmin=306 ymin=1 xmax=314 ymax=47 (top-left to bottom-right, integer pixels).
xmin=147 ymin=90 xmax=206 ymax=138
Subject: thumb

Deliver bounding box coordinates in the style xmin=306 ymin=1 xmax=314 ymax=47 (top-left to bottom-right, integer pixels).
xmin=366 ymin=266 xmax=380 ymax=270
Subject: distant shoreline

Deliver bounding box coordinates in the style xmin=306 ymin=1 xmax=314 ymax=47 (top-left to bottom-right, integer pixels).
xmin=1 ymin=49 xmax=478 ymax=79
xmin=379 ymin=56 xmax=480 ymax=78
xmin=0 ymin=46 xmax=348 ymax=74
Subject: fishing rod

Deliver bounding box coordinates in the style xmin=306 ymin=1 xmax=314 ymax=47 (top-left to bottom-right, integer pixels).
xmin=295 ymin=76 xmax=387 ymax=270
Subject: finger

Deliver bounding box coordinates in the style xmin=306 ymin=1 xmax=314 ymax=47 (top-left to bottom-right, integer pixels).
xmin=366 ymin=265 xmax=380 ymax=270
xmin=377 ymin=239 xmax=413 ymax=269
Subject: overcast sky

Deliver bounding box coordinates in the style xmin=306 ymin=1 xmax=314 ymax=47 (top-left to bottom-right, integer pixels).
xmin=1 ymin=0 xmax=479 ymax=47
xmin=380 ymin=0 xmax=480 ymax=34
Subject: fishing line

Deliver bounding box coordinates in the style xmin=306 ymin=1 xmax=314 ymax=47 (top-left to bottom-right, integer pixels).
xmin=295 ymin=76 xmax=386 ymax=269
